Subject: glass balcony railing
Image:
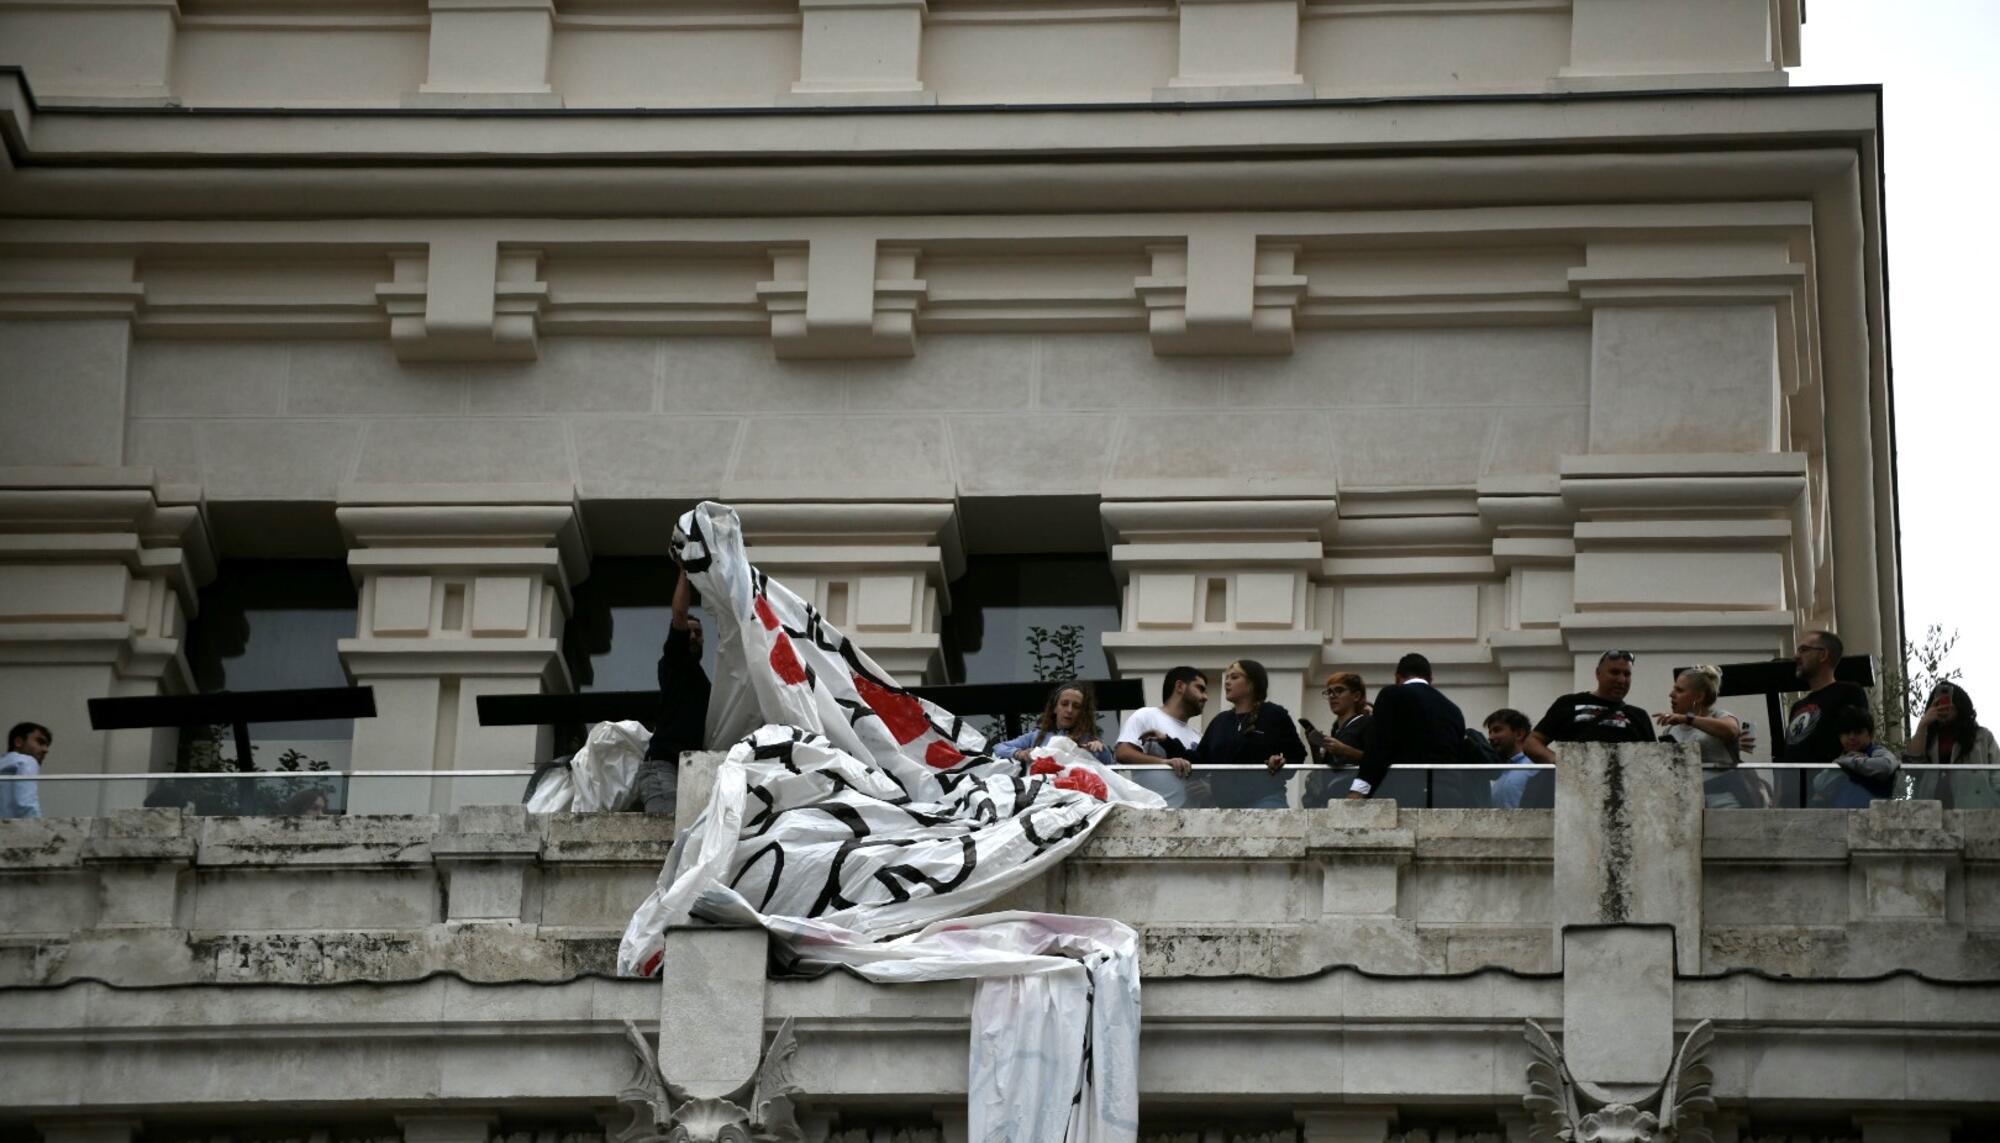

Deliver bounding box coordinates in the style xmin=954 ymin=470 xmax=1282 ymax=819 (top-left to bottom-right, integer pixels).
xmin=2 ymin=762 xmax=1994 ymax=818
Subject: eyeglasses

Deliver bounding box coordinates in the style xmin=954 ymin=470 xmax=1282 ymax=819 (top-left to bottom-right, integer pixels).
xmin=1598 ymin=651 xmax=1635 ymax=664
xmin=1797 ymin=644 xmax=1830 ymax=657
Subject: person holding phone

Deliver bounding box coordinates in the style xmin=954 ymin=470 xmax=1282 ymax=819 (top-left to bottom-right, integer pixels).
xmin=1300 ymin=672 xmax=1370 ymax=806
xmin=1907 ymin=682 xmax=2000 ymax=808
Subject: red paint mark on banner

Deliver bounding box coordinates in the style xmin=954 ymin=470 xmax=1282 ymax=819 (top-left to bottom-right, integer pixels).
xmin=1055 ymin=770 xmax=1109 ymax=801
xmin=769 ymin=634 xmax=809 ymax=685
xmin=754 ymin=595 xmax=781 ymax=631
xmin=1029 ymin=756 xmax=1062 ymax=776
xmin=852 ymin=673 xmax=930 ymax=744
xmin=925 ymin=740 xmax=965 ymax=769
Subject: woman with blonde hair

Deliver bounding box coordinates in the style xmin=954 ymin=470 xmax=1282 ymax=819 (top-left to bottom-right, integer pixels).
xmin=992 ymin=680 xmax=1114 ymax=766
xmin=1655 ymin=664 xmax=1768 ymax=807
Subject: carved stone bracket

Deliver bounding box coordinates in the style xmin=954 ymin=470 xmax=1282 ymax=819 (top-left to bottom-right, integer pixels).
xmin=616 ymin=1018 xmax=805 ymax=1143
xmin=1522 ymin=1018 xmax=1716 ymax=1143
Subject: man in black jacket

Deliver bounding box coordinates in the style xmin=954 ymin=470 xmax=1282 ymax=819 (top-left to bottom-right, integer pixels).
xmin=636 ymin=569 xmax=711 ymax=815
xmin=1354 ymin=653 xmax=1466 ymax=802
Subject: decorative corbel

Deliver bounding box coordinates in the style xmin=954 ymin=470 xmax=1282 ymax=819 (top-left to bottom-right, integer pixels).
xmin=757 ymin=239 xmax=925 ymax=359
xmin=1522 ymin=1019 xmax=1716 ymax=1143
xmin=1136 ymin=235 xmax=1304 ymax=356
xmin=376 ymin=238 xmax=546 ymax=361
xmin=616 ymin=1018 xmax=806 ymax=1143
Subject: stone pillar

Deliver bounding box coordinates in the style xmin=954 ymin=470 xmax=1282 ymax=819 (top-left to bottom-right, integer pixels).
xmin=1559 ymin=926 xmax=1676 ymax=1104
xmin=1101 ymin=498 xmax=1332 ymax=720
xmin=433 ymin=803 xmax=544 ymax=924
xmin=788 ymin=0 xmax=935 ymax=106
xmin=1565 ymin=0 xmax=1792 ymax=86
xmin=1552 ymin=743 xmax=1702 ymax=972
xmin=1480 ymin=475 xmax=1578 ymax=720
xmin=1848 ymin=795 xmax=1960 ymax=927
xmin=1161 ymin=0 xmax=1312 ymax=101
xmin=411 ymin=0 xmax=560 ymax=107
xmin=81 ymin=808 xmax=193 ymax=929
xmin=1305 ymin=799 xmax=1420 ymax=972
xmin=1559 ymin=235 xmax=1819 ymax=710
xmin=1557 ymin=452 xmax=1804 ymax=753
xmin=0 ymin=1 xmax=178 ymax=102
xmin=1317 ymin=499 xmax=1508 ymax=723
xmin=336 ymin=485 xmax=585 ymax=814
xmin=0 ymin=468 xmax=212 ymax=813
xmin=735 ymin=500 xmax=961 ymax=685
xmin=658 ymin=927 xmax=770 ymax=1096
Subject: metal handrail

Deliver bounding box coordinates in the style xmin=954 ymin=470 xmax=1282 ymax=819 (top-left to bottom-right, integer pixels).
xmin=7 ymin=762 xmax=1999 ymax=782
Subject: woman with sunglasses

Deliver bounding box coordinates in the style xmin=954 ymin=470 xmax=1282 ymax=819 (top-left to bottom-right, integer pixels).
xmin=1302 ymin=672 xmax=1371 ymax=806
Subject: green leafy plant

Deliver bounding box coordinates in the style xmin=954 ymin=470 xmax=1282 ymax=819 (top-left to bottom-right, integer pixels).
xmin=1870 ymin=623 xmax=1961 ymax=753
xmin=1025 ymin=623 xmax=1085 ymax=683
xmin=165 ymin=725 xmax=336 ymax=815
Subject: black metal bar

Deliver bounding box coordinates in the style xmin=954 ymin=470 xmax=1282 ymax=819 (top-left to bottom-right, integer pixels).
xmin=232 ymin=722 xmax=255 ymax=769
xmin=477 ymin=679 xmax=1148 ymax=729
xmin=89 ymin=687 xmax=377 ymax=730
xmin=1424 ymin=766 xmax=1435 ymax=811
xmin=1679 ymin=655 xmax=1876 ymax=699
xmin=479 ymin=690 xmax=658 ymax=727
xmin=908 ymin=679 xmax=1146 ymax=712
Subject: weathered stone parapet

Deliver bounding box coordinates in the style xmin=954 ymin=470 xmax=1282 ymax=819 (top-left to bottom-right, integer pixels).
xmin=2 ymin=757 xmax=1997 ymax=988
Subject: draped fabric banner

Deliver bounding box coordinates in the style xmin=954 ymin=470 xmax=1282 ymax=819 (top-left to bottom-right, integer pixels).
xmin=617 ymin=502 xmax=1161 ymax=1143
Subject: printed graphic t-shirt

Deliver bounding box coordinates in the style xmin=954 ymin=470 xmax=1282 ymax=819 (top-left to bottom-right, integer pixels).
xmin=1785 ymin=681 xmax=1870 ymax=765
xmin=1534 ymin=692 xmax=1657 ymax=744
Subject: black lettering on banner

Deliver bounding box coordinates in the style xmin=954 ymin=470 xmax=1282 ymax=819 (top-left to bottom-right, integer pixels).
xmin=873 ymin=835 xmax=979 ymax=903
xmin=728 ymin=840 xmax=786 ymax=912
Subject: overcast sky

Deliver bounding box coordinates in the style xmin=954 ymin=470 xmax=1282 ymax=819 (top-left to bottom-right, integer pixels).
xmin=1791 ymin=1 xmax=1998 ymax=706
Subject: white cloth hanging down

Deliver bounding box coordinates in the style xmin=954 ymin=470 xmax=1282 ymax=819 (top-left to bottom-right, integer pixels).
xmin=618 ymin=501 xmax=1160 ymax=1143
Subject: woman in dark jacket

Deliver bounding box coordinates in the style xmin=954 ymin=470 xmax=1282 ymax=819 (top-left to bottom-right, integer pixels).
xmin=1162 ymin=659 xmax=1305 ymax=808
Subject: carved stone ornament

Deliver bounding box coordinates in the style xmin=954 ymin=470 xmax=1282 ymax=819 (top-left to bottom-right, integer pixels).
xmin=613 ymin=1018 xmax=805 ymax=1143
xmin=1522 ymin=1019 xmax=1716 ymax=1143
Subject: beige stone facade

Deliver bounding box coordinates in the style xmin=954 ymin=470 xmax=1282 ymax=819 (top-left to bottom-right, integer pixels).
xmin=0 ymin=0 xmax=1892 ymax=784
xmin=0 ymin=3 xmax=1969 ymax=1140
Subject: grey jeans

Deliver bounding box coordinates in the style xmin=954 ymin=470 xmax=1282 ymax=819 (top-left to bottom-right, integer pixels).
xmin=636 ymin=757 xmax=679 ymax=816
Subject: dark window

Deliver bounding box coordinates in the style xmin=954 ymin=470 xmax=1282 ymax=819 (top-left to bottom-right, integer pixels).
xmin=564 ymin=557 xmax=716 ymax=692
xmin=945 ymin=555 xmax=1124 ymax=738
xmin=174 ymin=560 xmax=358 ymax=809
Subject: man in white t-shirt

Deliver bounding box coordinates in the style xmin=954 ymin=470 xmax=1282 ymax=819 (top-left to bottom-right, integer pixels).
xmin=1113 ymin=666 xmax=1209 ymax=808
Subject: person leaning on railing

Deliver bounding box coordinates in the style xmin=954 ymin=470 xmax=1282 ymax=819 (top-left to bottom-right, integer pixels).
xmin=0 ymin=721 xmax=50 ymax=820
xmin=1654 ymin=664 xmax=1770 ymax=808
xmin=993 ymin=681 xmax=1115 ymax=767
xmin=1300 ymin=671 xmax=1370 ymax=806
xmin=1153 ymin=659 xmax=1304 ymax=809
xmin=1906 ymin=681 xmax=2000 ymax=809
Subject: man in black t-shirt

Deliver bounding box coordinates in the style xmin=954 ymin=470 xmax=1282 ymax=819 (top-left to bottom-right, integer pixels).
xmin=1783 ymin=629 xmax=1869 ymax=766
xmin=1523 ymin=650 xmax=1656 ymax=766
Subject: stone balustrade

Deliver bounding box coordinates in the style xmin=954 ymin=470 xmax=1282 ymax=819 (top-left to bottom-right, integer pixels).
xmin=4 ymin=746 xmax=1995 ymax=988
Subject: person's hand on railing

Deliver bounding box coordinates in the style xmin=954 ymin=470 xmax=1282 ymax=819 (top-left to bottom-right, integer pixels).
xmin=1263 ymin=753 xmax=1286 ymax=774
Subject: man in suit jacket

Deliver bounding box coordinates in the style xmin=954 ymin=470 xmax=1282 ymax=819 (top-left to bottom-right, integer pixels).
xmin=1352 ymin=653 xmax=1466 ymax=802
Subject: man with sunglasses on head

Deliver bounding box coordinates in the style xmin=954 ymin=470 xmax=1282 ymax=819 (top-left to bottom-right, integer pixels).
xmin=1520 ymin=651 xmax=1656 ymax=787
xmin=1782 ymin=630 xmax=1868 ymax=774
